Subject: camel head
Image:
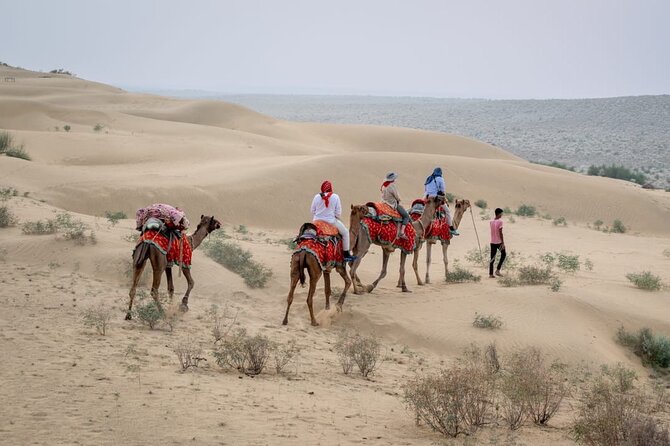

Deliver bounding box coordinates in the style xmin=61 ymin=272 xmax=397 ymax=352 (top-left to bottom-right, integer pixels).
xmin=350 ymin=204 xmax=368 ymax=219
xmin=453 ymin=199 xmax=471 ymax=213
xmin=197 ymin=214 xmax=222 ymax=234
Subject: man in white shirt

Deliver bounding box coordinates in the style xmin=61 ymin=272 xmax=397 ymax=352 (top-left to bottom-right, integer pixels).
xmin=311 ymin=180 xmax=356 ymax=262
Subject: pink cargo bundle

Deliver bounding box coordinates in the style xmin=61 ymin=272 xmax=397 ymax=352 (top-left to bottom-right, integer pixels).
xmin=135 ymin=203 xmax=190 ymax=231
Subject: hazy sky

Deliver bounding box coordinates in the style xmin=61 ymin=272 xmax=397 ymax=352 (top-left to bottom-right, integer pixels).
xmin=2 ymin=0 xmax=669 ymax=98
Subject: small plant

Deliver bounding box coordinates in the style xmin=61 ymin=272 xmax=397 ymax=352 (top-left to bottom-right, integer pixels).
xmin=0 ymin=131 xmax=12 ymax=152
xmin=81 ymin=303 xmax=113 ymax=335
xmin=203 ymin=238 xmax=272 ymax=288
xmin=516 ymin=204 xmax=537 ymax=217
xmin=626 ymin=271 xmax=662 ymax=291
xmin=593 ymin=219 xmax=604 ymax=230
xmin=273 ymin=339 xmax=300 ymax=374
xmin=173 ymin=338 xmax=206 ymax=371
xmin=134 ymin=299 xmax=163 ymax=329
xmin=213 ymin=329 xmax=272 ymax=376
xmin=207 ymin=304 xmax=238 ymax=343
xmin=584 ymin=259 xmax=594 ymax=271
xmin=611 ymin=219 xmax=626 ymax=234
xmin=549 ymin=277 xmax=562 ymax=292
xmin=0 ymin=187 xmax=18 ymax=200
xmin=556 ymin=253 xmax=580 ymax=272
xmin=335 ymin=331 xmax=382 ymax=377
xmin=616 ymin=326 xmax=670 ymax=369
xmin=0 ymin=205 xmax=17 ymax=228
xmin=517 ymin=264 xmax=554 ymax=285
xmin=234 ymin=224 xmax=248 ymax=234
xmin=105 ymin=210 xmax=127 ymax=226
xmin=446 ymin=264 xmax=481 ymax=283
xmin=54 ymin=212 xmax=96 ymax=245
xmin=553 ymin=216 xmax=567 ymax=226
xmin=64 ymin=125 xmax=71 ymax=132
xmin=663 ymin=248 xmax=670 ymax=259
xmin=472 ymin=313 xmax=503 ymax=330
xmin=280 ymin=237 xmax=298 ymax=250
xmin=93 ymin=123 xmax=104 ymax=132
xmin=498 ymin=275 xmax=520 ymax=287
xmin=22 ymin=219 xmax=57 ymax=235
xmin=474 ymin=199 xmax=487 ymax=209
xmin=5 ymin=146 xmax=31 ymax=160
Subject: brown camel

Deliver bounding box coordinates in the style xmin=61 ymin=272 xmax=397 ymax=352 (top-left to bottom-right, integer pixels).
xmin=126 ymin=215 xmax=221 ymax=320
xmin=349 ymin=196 xmax=441 ymax=294
xmin=282 ymin=223 xmax=352 ymax=326
xmin=421 ymin=199 xmax=471 ymax=284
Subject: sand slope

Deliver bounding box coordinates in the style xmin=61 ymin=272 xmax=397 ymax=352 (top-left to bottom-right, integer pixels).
xmin=1 ymin=67 xmax=670 ymax=445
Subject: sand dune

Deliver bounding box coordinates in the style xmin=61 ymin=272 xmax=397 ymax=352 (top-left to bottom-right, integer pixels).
xmin=1 ymin=66 xmax=670 ymax=445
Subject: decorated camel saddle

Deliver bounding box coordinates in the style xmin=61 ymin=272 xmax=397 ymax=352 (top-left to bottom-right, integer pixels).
xmin=410 ymin=198 xmax=451 ymax=242
xmin=293 ymin=221 xmax=344 ymax=270
xmin=133 ymin=203 xmax=193 ymax=268
xmin=359 ymin=205 xmax=416 ymax=254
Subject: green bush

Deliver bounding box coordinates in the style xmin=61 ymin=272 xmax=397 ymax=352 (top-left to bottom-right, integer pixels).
xmin=81 ymin=303 xmax=112 ymax=335
xmin=203 ymin=237 xmax=272 ymax=288
xmin=93 ymin=123 xmax=104 ymax=132
xmin=446 ymin=264 xmax=481 ymax=283
xmin=536 ymin=160 xmax=576 ymax=171
xmin=213 ymin=328 xmax=272 ymax=376
xmin=0 ymin=205 xmax=16 ymax=228
xmin=55 ymin=212 xmax=96 ymax=245
xmin=0 ymin=131 xmax=12 ymax=152
xmin=587 ymin=164 xmax=647 ymax=185
xmin=63 ymin=125 xmax=71 ymax=132
xmin=5 ymin=146 xmax=31 ymax=160
xmin=335 ymin=331 xmax=382 ymax=377
xmin=553 ymin=216 xmax=567 ymax=226
xmin=105 ymin=210 xmax=127 ymax=226
xmin=517 ymin=264 xmax=554 ymax=285
xmin=626 ymin=271 xmax=662 ymax=291
xmin=549 ymin=277 xmax=562 ymax=292
xmin=556 ymin=253 xmax=580 ymax=273
xmin=593 ymin=219 xmax=604 ymax=230
xmin=0 ymin=187 xmax=18 ymax=200
xmin=516 ymin=204 xmax=537 ymax=217
xmin=611 ymin=219 xmax=626 ymax=234
xmin=22 ymin=219 xmax=57 ymax=234
xmin=616 ymin=326 xmax=670 ymax=369
xmin=472 ymin=313 xmax=502 ymax=330
xmin=134 ymin=300 xmax=163 ymax=330
xmin=474 ymin=199 xmax=487 ymax=209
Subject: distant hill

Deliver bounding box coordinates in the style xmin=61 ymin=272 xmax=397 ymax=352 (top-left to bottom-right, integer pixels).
xmin=197 ymin=94 xmax=670 ymax=188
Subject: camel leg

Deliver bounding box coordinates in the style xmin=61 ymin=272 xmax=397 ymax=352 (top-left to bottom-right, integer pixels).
xmin=165 ymin=267 xmax=174 ymax=301
xmin=370 ymin=250 xmax=390 ymax=291
xmin=412 ymin=247 xmax=424 ymax=286
xmin=350 ymin=252 xmax=368 ymax=295
xmin=324 ymin=271 xmax=331 ymax=310
xmin=148 ymin=252 xmax=166 ymax=314
xmin=335 ymin=264 xmax=352 ymax=311
xmin=180 ymin=267 xmax=194 ymax=311
xmin=126 ymin=261 xmax=147 ymax=320
xmin=399 ymin=251 xmax=411 ymax=293
xmin=442 ymin=242 xmax=450 ymax=281
xmin=306 ymin=268 xmax=322 ymax=326
xmin=282 ymin=272 xmax=301 ymax=326
xmin=425 ymin=243 xmax=433 ymax=284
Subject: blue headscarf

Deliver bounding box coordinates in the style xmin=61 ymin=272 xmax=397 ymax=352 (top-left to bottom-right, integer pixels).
xmin=424 ymin=167 xmax=443 ymax=185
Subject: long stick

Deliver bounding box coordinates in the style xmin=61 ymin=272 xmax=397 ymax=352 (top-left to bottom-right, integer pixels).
xmin=469 ymin=207 xmax=485 ymax=268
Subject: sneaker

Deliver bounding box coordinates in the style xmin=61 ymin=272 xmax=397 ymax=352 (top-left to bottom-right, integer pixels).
xmin=344 ymin=254 xmax=357 ymax=263
xmin=495 ymin=270 xmax=503 ymax=277
xmin=450 ymin=229 xmax=460 ymax=236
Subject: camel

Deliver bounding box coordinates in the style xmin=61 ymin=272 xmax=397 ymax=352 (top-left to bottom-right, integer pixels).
xmin=126 ymin=215 xmax=221 ymax=320
xmin=420 ymin=199 xmax=471 ymax=284
xmin=349 ymin=196 xmax=442 ymax=294
xmin=282 ymin=223 xmax=352 ymax=326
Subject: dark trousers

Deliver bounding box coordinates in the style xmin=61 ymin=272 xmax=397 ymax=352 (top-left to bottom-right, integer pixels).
xmin=489 ymin=243 xmax=506 ymax=275
xmin=397 ymin=204 xmax=410 ymax=225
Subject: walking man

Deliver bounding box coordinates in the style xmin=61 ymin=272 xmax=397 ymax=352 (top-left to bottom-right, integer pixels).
xmin=489 ymin=207 xmax=506 ymax=278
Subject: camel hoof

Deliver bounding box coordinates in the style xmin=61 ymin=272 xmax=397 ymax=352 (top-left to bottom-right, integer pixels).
xmin=418 ymin=282 xmax=425 ymax=286
xmin=180 ymin=303 xmax=189 ymax=312
xmin=325 ymin=304 xmax=330 ymax=310
xmin=365 ymin=285 xmax=374 ymax=293
xmin=336 ymin=303 xmax=343 ymax=313
xmin=124 ymin=313 xmax=132 ymax=320
xmin=282 ymin=319 xmax=288 ymax=326
xmin=311 ymin=321 xmax=319 ymax=327
xmin=402 ymin=288 xmax=412 ymax=293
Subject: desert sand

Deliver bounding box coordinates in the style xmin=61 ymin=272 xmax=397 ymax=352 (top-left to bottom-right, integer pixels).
xmin=1 ymin=66 xmax=669 ymax=445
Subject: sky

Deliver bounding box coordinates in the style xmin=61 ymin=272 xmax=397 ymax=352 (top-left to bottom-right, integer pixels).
xmin=2 ymin=0 xmax=669 ymax=99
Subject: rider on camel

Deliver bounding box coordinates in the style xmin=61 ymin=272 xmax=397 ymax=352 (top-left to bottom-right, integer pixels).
xmin=310 ymin=181 xmax=357 ymax=262
xmin=381 ymin=172 xmax=410 ymax=240
xmin=424 ymin=167 xmax=459 ymax=236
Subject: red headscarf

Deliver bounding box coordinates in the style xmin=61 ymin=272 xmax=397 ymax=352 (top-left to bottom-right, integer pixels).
xmin=381 ymin=179 xmax=394 ymax=190
xmin=320 ymin=181 xmax=333 ymax=207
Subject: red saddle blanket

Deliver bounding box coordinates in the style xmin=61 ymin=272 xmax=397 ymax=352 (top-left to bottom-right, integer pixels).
xmin=411 ymin=212 xmax=451 ymax=242
xmin=360 ymin=217 xmax=416 ymax=254
xmin=367 ymin=202 xmax=401 ymax=219
xmin=295 ymin=238 xmax=343 ymax=270
xmin=313 ymin=220 xmax=339 ymax=236
xmin=137 ymin=230 xmax=193 ymax=268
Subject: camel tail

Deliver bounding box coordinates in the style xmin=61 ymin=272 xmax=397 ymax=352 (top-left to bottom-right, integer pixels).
xmin=132 ymin=242 xmax=150 ymax=268
xmin=298 ymin=251 xmax=307 ymax=286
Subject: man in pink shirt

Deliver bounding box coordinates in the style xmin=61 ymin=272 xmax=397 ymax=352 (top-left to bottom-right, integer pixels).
xmin=489 ymin=208 xmax=506 ymax=278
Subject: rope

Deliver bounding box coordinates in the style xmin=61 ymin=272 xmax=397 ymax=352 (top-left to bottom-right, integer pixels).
xmin=469 ymin=206 xmax=486 ymax=268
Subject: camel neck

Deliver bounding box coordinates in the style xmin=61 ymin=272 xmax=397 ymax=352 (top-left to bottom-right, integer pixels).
xmin=453 ymin=206 xmax=467 ymax=229
xmin=190 ymin=225 xmax=209 ymax=250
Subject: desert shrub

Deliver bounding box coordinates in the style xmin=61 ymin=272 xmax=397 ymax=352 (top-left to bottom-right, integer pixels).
xmin=173 ymin=338 xmax=205 ymax=371
xmin=213 ymin=328 xmax=271 ymax=376
xmin=475 ymin=199 xmax=487 ymax=209
xmin=105 ymin=210 xmax=127 ymax=226
xmin=134 ymin=299 xmax=163 ymax=330
xmin=611 ymin=219 xmax=627 ymax=234
xmin=0 ymin=205 xmax=16 ymax=227
xmin=0 ymin=131 xmax=12 ymax=152
xmin=557 ymin=253 xmax=580 ymax=272
xmin=664 ymin=249 xmax=670 ymax=259
xmin=517 ymin=264 xmax=554 ymax=285
xmin=535 ymin=160 xmax=576 ymax=171
xmin=203 ymin=238 xmax=273 ymax=288
xmin=626 ymin=271 xmax=662 ymax=291
xmin=207 ymin=304 xmax=238 ymax=344
xmin=63 ymin=125 xmax=71 ymax=132
xmin=22 ymin=219 xmax=57 ymax=235
xmin=498 ymin=275 xmax=519 ymax=287
xmin=516 ymin=204 xmax=537 ymax=217
xmin=81 ymin=303 xmax=112 ymax=335
xmin=585 ymin=259 xmax=594 ymax=271
xmin=54 ymin=212 xmax=96 ymax=245
xmin=0 ymin=186 xmax=18 ymax=200
xmin=553 ymin=216 xmax=567 ymax=226
xmin=234 ymin=224 xmax=248 ymax=234
xmin=280 ymin=237 xmax=298 ymax=250
xmin=601 ymin=363 xmax=637 ymax=393
xmin=616 ymin=326 xmax=670 ymax=369
xmin=273 ymin=339 xmax=300 ymax=374
xmin=335 ymin=331 xmax=382 ymax=377
xmin=472 ymin=313 xmax=503 ymax=330
xmin=505 ymin=347 xmax=567 ymax=426
xmin=446 ymin=264 xmax=481 ymax=283
xmin=5 ymin=146 xmax=31 ymax=160
xmin=93 ymin=123 xmax=104 ymax=132
xmin=587 ymin=164 xmax=647 ymax=185
xmin=549 ymin=277 xmax=562 ymax=292
xmin=594 ymin=219 xmax=604 ymax=230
